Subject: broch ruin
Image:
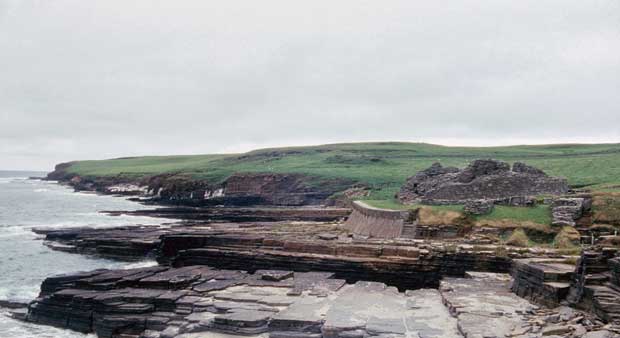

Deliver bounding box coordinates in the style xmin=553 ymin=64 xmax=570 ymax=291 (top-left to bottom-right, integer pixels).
xmin=5 ymin=159 xmax=620 ymax=338
xmin=398 ymin=159 xmax=569 ymax=205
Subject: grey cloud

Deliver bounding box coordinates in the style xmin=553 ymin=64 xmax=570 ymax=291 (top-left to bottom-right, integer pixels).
xmin=1 ymin=0 xmax=619 ymax=170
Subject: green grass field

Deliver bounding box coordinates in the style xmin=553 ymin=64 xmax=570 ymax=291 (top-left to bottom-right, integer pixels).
xmin=475 ymin=205 xmax=552 ymax=227
xmin=362 ymin=199 xmax=463 ymax=212
xmin=62 ymin=142 xmax=620 ymax=199
xmin=363 ymin=199 xmax=552 ymax=227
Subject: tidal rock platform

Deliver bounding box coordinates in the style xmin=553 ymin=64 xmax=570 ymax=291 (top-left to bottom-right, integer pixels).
xmin=102 ymin=206 xmax=351 ymax=223
xmin=34 ymin=221 xmax=530 ymax=290
xmin=28 ymin=265 xmax=617 ymax=338
xmin=25 ymin=263 xmax=591 ymax=338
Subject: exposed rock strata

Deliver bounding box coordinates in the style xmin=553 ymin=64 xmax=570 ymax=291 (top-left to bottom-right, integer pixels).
xmin=28 ymin=214 xmax=620 ymax=337
xmin=33 ymin=226 xmax=191 ymax=260
xmin=28 ymin=267 xmax=615 ymax=338
xmin=222 ymin=173 xmax=352 ymax=206
xmin=161 ymin=233 xmax=517 ymax=290
xmin=32 ymin=221 xmax=349 ymax=261
xmin=101 ymin=206 xmax=351 ymax=223
xmin=567 ymin=249 xmax=620 ymax=325
xmin=47 ymin=163 xmax=355 ymax=207
xmin=512 ymin=248 xmax=620 ymax=331
xmin=34 ymin=222 xmax=528 ymax=290
xmin=398 ymin=159 xmax=568 ymax=204
xmin=27 ymin=266 xmax=466 ymax=338
xmin=511 ymin=258 xmax=575 ymax=307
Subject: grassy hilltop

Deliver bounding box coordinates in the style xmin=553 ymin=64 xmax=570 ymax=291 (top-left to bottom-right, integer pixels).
xmin=61 ymin=142 xmax=620 ymax=199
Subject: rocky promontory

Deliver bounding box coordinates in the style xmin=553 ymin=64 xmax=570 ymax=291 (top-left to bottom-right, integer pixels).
xmin=47 ymin=164 xmax=355 ymax=207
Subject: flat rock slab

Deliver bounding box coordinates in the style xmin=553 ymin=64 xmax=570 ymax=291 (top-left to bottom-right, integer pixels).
xmin=440 ymin=272 xmax=539 ymax=338
xmin=405 ymin=289 xmax=461 ymax=338
xmin=322 ymin=281 xmax=461 ymax=338
xmin=30 ymin=266 xmax=591 ymax=338
xmin=257 ymin=270 xmax=294 ymax=282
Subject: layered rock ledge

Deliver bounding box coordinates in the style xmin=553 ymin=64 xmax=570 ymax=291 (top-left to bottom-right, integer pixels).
xmin=27 ymin=217 xmax=620 ymax=337
xmin=28 ymin=265 xmax=618 ymax=338
xmin=101 ymin=206 xmax=351 ymax=223
xmin=33 ymin=221 xmax=544 ymax=290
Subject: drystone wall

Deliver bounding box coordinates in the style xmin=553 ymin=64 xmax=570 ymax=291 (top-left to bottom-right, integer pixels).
xmin=343 ymin=201 xmax=413 ymax=239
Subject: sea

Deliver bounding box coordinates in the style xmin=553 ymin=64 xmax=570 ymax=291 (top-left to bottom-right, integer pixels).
xmin=0 ymin=170 xmax=166 ymax=337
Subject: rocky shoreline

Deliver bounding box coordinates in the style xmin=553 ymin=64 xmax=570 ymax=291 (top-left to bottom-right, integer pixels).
xmin=34 ymin=219 xmax=516 ymax=289
xmin=15 ymin=161 xmax=620 ymax=338
xmin=24 ymin=214 xmax=620 ymax=337
xmin=24 ymin=260 xmax=620 ymax=338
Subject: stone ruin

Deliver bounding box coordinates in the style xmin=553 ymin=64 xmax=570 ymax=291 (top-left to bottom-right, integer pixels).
xmin=343 ymin=160 xmax=581 ymax=241
xmin=344 ymin=201 xmax=416 ymax=239
xmin=398 ymin=159 xmax=569 ymax=205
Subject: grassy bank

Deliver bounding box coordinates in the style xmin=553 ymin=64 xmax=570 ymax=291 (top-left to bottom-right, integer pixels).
xmin=59 ymin=142 xmax=620 ymax=198
xmin=364 ymin=199 xmax=552 ymax=229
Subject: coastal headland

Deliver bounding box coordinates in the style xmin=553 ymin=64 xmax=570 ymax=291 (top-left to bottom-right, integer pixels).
xmin=10 ymin=142 xmax=620 ymax=338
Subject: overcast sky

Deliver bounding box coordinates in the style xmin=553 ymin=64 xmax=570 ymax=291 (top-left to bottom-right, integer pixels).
xmin=1 ymin=1 xmax=619 ymax=170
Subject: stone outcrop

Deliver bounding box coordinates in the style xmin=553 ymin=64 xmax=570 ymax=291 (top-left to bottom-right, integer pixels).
xmin=398 ymin=159 xmax=569 ymax=204
xmin=567 ymin=249 xmax=620 ymax=325
xmin=33 ymin=226 xmax=168 ymax=260
xmin=511 ymin=258 xmax=576 ymax=307
xmin=512 ymin=248 xmax=620 ymax=332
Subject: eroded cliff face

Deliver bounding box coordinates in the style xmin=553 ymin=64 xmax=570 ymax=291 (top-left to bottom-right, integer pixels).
xmin=398 ymin=159 xmax=569 ymax=204
xmin=46 ymin=163 xmax=353 ymax=207
xmin=221 ymin=173 xmax=351 ymax=206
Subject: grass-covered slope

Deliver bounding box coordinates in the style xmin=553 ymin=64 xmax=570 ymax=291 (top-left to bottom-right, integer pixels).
xmin=59 ymin=142 xmax=620 ymax=199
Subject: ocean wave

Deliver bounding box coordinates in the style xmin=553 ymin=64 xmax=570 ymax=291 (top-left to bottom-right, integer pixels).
xmin=0 ymin=225 xmax=29 ymax=238
xmin=0 ymin=285 xmax=38 ymax=304
xmin=122 ymin=260 xmax=158 ymax=269
xmin=0 ymin=313 xmax=94 ymax=338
